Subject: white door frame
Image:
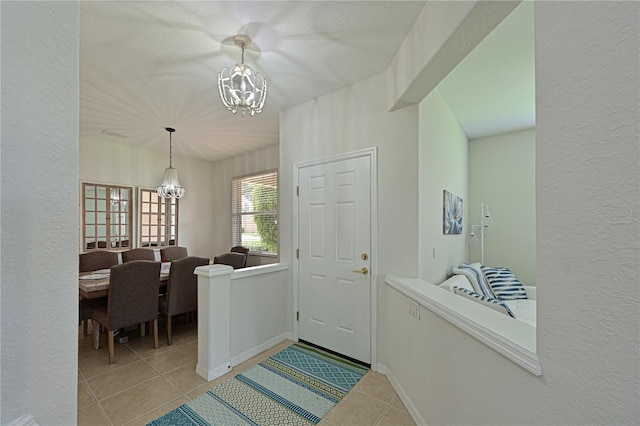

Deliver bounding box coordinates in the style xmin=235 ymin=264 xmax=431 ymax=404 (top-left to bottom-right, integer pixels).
xmin=292 ymin=147 xmax=378 ymax=369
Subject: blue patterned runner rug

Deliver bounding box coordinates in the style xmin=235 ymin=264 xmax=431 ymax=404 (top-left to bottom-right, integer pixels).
xmin=147 ymin=343 xmax=368 ymax=425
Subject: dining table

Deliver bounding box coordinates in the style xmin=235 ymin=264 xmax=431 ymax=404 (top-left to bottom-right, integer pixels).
xmin=78 ymin=262 xmax=171 ymax=299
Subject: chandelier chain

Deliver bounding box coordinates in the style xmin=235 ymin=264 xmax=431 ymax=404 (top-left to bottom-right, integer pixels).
xmin=168 ymin=131 xmax=173 ymax=168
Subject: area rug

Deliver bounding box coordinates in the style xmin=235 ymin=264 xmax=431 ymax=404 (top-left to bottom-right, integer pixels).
xmin=147 ymin=343 xmax=368 ymax=426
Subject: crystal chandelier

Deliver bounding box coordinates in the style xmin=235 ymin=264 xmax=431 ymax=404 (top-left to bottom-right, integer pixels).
xmin=156 ymin=127 xmax=185 ymax=199
xmin=218 ymin=34 xmax=267 ymax=117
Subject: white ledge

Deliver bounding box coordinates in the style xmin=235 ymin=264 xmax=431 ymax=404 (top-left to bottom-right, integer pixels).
xmin=231 ymin=263 xmax=288 ymax=280
xmin=194 ymin=263 xmax=288 ymax=279
xmin=385 ymin=275 xmax=542 ymax=376
xmin=194 ymin=264 xmax=233 ymax=278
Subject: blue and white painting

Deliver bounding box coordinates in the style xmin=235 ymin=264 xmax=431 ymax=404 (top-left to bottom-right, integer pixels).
xmin=443 ymin=190 xmax=463 ymax=235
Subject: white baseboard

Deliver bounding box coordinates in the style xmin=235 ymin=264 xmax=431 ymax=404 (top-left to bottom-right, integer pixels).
xmin=377 ymin=363 xmax=427 ymax=426
xmin=196 ymin=361 xmax=231 ymax=382
xmin=230 ymin=332 xmax=293 ymax=367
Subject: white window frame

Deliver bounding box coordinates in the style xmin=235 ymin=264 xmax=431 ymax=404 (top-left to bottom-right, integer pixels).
xmin=81 ymin=182 xmax=133 ymax=252
xmin=138 ymin=187 xmax=179 ymax=248
xmin=232 ymin=169 xmax=278 ymax=256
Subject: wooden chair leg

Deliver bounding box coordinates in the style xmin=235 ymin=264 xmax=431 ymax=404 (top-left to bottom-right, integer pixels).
xmin=83 ymin=320 xmax=89 ymax=337
xmin=140 ymin=322 xmax=146 ymax=337
xmin=108 ymin=330 xmax=115 ymax=364
xmin=152 ymin=319 xmax=159 ymax=349
xmin=166 ymin=315 xmax=172 ymax=346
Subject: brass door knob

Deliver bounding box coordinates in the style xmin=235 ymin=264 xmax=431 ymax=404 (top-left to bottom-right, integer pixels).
xmin=353 ymin=267 xmax=369 ymax=275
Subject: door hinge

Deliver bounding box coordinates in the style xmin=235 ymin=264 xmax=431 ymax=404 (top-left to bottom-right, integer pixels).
xmin=296 ymin=248 xmax=299 ymax=259
xmin=296 ymin=186 xmax=299 ymax=196
xmin=296 ymin=311 xmax=299 ymax=321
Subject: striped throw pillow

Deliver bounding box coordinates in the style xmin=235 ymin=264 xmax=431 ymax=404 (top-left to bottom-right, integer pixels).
xmin=453 ymin=263 xmax=496 ymax=298
xmin=481 ymin=266 xmax=528 ymax=300
xmin=453 ymin=286 xmax=516 ymax=318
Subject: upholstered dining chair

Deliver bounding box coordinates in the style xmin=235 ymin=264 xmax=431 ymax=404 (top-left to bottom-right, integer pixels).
xmin=121 ymin=248 xmax=155 ymax=263
xmin=79 ymin=251 xmax=119 ymax=336
xmin=90 ymin=260 xmax=161 ymax=364
xmin=79 ymin=251 xmax=119 ymax=272
xmin=230 ymin=245 xmax=250 ymax=268
xmin=160 ymin=246 xmax=188 ymax=262
xmin=213 ymin=252 xmax=246 ymax=269
xmin=158 ymin=256 xmax=209 ymax=345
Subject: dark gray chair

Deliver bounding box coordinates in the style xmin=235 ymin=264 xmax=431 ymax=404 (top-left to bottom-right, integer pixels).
xmin=230 ymin=246 xmax=250 ymax=268
xmin=122 ymin=248 xmax=155 ymax=263
xmin=213 ymin=252 xmax=247 ymax=269
xmin=158 ymin=256 xmax=209 ymax=345
xmin=160 ymin=246 xmax=188 ymax=262
xmin=91 ymin=260 xmax=161 ymax=364
xmin=79 ymin=251 xmax=119 ymax=272
xmin=79 ymin=251 xmax=119 ymax=336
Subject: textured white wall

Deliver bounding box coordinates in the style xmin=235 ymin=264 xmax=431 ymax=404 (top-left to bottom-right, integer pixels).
xmin=385 ymin=1 xmax=639 ymax=424
xmin=469 ymin=128 xmax=536 ymax=284
xmin=0 ymin=3 xmax=79 ymax=424
xmin=418 ymin=89 xmax=469 ymax=284
xmin=207 ymin=144 xmax=279 ymax=263
xmin=80 ymin=139 xmax=217 ymax=260
xmin=534 ymin=1 xmax=639 ymax=421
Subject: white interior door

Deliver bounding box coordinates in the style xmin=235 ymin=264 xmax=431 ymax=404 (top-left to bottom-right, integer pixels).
xmin=297 ymin=155 xmax=371 ymax=364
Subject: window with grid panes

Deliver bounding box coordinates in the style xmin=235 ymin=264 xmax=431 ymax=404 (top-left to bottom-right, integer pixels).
xmin=139 ymin=188 xmax=179 ymax=247
xmin=232 ymin=170 xmax=278 ymax=256
xmin=82 ymin=183 xmax=133 ymax=251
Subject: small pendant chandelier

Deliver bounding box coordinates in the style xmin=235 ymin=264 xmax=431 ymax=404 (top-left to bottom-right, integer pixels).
xmin=218 ymin=34 xmax=267 ymax=117
xmin=156 ymin=127 xmax=185 ymax=199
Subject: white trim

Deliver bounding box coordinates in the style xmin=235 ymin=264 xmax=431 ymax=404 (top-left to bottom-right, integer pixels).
xmin=377 ymin=363 xmax=427 ymax=426
xmin=230 ymin=332 xmax=294 ymax=367
xmin=194 ymin=264 xmax=234 ymax=278
xmin=194 ymin=263 xmax=288 ymax=279
xmin=196 ymin=362 xmax=231 ymax=382
xmin=293 ymin=147 xmax=378 ymax=367
xmin=385 ymin=275 xmax=542 ymax=376
xmin=230 ymin=262 xmax=288 ymax=280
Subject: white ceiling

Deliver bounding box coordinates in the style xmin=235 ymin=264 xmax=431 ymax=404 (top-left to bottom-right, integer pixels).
xmin=80 ymin=1 xmax=534 ymax=163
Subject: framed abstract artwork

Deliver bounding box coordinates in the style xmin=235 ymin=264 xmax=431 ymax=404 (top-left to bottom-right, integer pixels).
xmin=443 ymin=190 xmax=463 ymax=235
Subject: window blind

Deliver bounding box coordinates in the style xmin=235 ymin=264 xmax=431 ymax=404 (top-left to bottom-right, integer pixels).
xmin=232 ymin=170 xmax=278 ymax=255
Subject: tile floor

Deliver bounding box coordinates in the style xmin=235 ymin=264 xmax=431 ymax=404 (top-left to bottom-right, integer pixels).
xmin=78 ymin=320 xmax=415 ymax=426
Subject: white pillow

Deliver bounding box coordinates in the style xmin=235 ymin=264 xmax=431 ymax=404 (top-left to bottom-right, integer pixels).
xmin=452 ymin=263 xmax=495 ymax=297
xmin=438 ymin=274 xmax=475 ymax=292
xmin=451 ymin=267 xmax=481 ymax=293
xmin=453 ymin=286 xmax=516 ymax=318
xmin=504 ymin=300 xmax=536 ymax=326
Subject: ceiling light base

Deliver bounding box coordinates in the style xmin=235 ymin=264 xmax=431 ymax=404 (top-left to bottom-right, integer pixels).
xmin=233 ymin=34 xmax=251 ymax=49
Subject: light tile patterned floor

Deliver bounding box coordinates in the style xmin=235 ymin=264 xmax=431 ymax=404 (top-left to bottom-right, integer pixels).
xmin=77 ymin=320 xmax=415 ymax=426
